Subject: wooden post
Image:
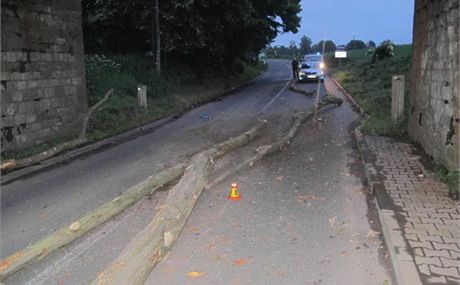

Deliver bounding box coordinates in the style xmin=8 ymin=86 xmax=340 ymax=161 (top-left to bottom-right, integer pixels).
xmin=391 ymin=75 xmax=405 ymax=122
xmin=137 ymin=85 xmax=147 ymax=108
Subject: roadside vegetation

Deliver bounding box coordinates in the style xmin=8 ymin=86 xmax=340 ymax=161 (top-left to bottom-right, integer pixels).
xmin=435 ymin=165 xmax=460 ymax=199
xmin=3 ymin=0 xmax=300 ymax=161
xmin=85 ymin=55 xmax=265 ymax=141
xmin=329 ymin=43 xmax=412 ymax=139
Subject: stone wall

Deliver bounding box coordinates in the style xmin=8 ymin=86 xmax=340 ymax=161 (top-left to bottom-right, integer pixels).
xmin=409 ymin=0 xmax=460 ymax=169
xmin=1 ymin=0 xmax=87 ymax=153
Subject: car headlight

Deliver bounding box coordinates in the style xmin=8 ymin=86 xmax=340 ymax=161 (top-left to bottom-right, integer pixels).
xmin=299 ymin=71 xmax=305 ymax=76
xmin=319 ymin=62 xmax=325 ymax=69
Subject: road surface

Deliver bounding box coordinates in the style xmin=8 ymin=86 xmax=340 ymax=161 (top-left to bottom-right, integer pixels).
xmin=2 ymin=60 xmax=394 ymax=284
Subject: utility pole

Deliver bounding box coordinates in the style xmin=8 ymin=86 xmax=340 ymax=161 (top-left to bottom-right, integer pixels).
xmin=152 ymin=0 xmax=161 ymax=72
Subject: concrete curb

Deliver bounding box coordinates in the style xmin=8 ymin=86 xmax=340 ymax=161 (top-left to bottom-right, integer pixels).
xmin=329 ymin=75 xmax=367 ymax=116
xmin=332 ymin=74 xmax=423 ymax=285
xmin=354 ymin=127 xmax=423 ymax=285
xmin=1 ymin=72 xmax=264 ymax=185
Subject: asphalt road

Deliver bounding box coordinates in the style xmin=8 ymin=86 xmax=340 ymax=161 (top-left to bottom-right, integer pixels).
xmin=143 ymin=78 xmax=395 ymax=285
xmin=2 ymin=60 xmax=394 ymax=284
xmin=1 ymin=60 xmax=292 ymax=258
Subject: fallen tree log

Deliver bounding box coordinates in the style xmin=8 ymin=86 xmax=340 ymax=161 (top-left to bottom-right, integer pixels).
xmin=79 ymin=89 xmax=113 ymax=139
xmin=207 ymin=96 xmax=342 ymax=189
xmin=289 ymin=85 xmax=315 ymax=96
xmin=0 ymin=138 xmax=86 ymax=171
xmin=91 ymin=98 xmax=342 ymax=285
xmin=0 ymin=119 xmax=268 ymax=282
xmin=0 ymin=89 xmax=114 ymax=172
xmin=90 ymin=121 xmax=268 ymax=285
xmin=0 ymin=163 xmax=185 ymax=281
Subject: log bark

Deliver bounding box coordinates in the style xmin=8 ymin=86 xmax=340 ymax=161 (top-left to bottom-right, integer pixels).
xmin=208 ymin=97 xmax=340 ymax=189
xmin=1 ymin=89 xmax=114 ymax=172
xmin=90 ymin=121 xmax=267 ymax=285
xmin=0 ymin=163 xmax=185 ymax=281
xmin=289 ymin=85 xmax=315 ymax=96
xmin=79 ymin=89 xmax=113 ymax=139
xmin=90 ymin=98 xmax=341 ymax=285
xmin=0 ymin=138 xmax=86 ymax=171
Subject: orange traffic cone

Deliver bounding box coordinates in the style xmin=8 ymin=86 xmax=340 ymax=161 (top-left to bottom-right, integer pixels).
xmin=228 ymin=182 xmax=241 ymax=201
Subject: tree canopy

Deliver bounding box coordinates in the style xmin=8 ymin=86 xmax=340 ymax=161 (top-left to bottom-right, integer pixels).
xmin=82 ymin=0 xmax=302 ymax=66
xmin=345 ymin=39 xmax=366 ymax=50
xmin=299 ymin=35 xmax=312 ymax=54
xmin=367 ymin=40 xmax=376 ymax=48
xmin=312 ymin=40 xmax=336 ymax=53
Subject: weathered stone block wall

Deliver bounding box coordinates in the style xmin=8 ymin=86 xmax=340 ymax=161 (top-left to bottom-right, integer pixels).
xmin=1 ymin=0 xmax=87 ymax=152
xmin=409 ymin=0 xmax=460 ymax=169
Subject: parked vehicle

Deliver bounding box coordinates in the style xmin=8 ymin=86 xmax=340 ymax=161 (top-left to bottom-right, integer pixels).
xmin=298 ymin=60 xmax=324 ymax=82
xmin=303 ymin=53 xmax=324 ymax=64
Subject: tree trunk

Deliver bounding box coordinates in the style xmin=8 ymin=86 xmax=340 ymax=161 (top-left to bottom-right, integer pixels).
xmin=90 ymin=120 xmax=267 ymax=285
xmin=0 ymin=163 xmax=185 ymax=281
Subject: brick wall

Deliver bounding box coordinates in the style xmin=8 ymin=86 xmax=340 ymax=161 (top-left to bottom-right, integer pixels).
xmin=409 ymin=0 xmax=460 ymax=169
xmin=1 ymin=0 xmax=87 ymax=152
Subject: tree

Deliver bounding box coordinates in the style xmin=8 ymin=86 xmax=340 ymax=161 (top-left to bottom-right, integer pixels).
xmin=299 ymin=35 xmax=312 ymax=54
xmin=289 ymin=40 xmax=298 ymax=53
xmin=312 ymin=40 xmax=336 ymax=53
xmin=82 ymin=0 xmax=303 ymax=67
xmin=345 ymin=39 xmax=366 ymax=50
xmin=367 ymin=40 xmax=376 ymax=48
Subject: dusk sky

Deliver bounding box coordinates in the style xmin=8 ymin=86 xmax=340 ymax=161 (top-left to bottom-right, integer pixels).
xmin=273 ymin=0 xmax=414 ymax=47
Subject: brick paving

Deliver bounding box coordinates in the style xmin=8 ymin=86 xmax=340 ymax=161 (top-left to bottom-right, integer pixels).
xmin=365 ymin=136 xmax=460 ymax=285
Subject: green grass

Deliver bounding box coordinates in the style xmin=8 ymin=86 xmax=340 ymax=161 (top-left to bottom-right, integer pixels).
xmin=331 ymin=45 xmax=412 ymax=138
xmin=324 ymin=44 xmax=412 ymax=66
xmin=435 ymin=165 xmax=460 ymax=199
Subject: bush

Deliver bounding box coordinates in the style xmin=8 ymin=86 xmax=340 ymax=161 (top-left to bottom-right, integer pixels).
xmin=371 ymin=40 xmax=395 ymax=63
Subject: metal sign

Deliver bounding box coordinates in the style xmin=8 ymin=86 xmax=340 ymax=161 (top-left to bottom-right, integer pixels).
xmin=335 ymin=51 xmax=347 ymax=58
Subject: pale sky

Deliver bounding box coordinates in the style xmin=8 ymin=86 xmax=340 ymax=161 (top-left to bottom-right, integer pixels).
xmin=273 ymin=0 xmax=414 ymax=47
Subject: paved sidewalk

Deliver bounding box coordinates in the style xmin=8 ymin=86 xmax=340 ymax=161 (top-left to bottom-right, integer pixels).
xmin=361 ymin=134 xmax=460 ymax=285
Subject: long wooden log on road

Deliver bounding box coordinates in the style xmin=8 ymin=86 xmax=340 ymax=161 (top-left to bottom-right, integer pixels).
xmin=90 ymin=98 xmax=342 ymax=285
xmin=289 ymin=84 xmax=315 ymax=96
xmin=0 ymin=119 xmax=267 ymax=282
xmin=0 ymin=163 xmax=185 ymax=281
xmin=91 ymin=120 xmax=268 ymax=285
xmin=207 ymin=96 xmax=342 ymax=189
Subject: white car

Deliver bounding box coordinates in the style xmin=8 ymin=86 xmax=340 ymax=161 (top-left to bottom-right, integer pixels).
xmin=299 ymin=60 xmax=325 ymax=82
xmin=303 ymin=54 xmax=324 ymax=63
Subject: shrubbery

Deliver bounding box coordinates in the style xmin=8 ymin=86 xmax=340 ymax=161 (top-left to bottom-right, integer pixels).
xmin=370 ymin=40 xmax=395 ymax=63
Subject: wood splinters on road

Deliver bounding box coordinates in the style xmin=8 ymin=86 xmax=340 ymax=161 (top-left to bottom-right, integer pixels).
xmin=186 ymin=271 xmax=206 ymax=278
xmin=68 ymin=221 xmax=81 ymax=232
xmin=366 ymin=229 xmax=381 ymax=239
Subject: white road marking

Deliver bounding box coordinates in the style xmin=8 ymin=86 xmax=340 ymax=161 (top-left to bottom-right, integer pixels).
xmin=259 ymin=62 xmax=292 ymax=114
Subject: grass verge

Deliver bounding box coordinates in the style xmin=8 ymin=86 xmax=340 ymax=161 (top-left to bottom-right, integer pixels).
xmin=330 ymin=45 xmax=412 ymax=139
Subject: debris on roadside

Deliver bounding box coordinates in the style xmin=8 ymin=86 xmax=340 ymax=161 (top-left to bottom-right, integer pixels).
xmin=201 ymin=113 xmax=212 ymax=120
xmin=186 ymin=271 xmax=206 ymax=278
